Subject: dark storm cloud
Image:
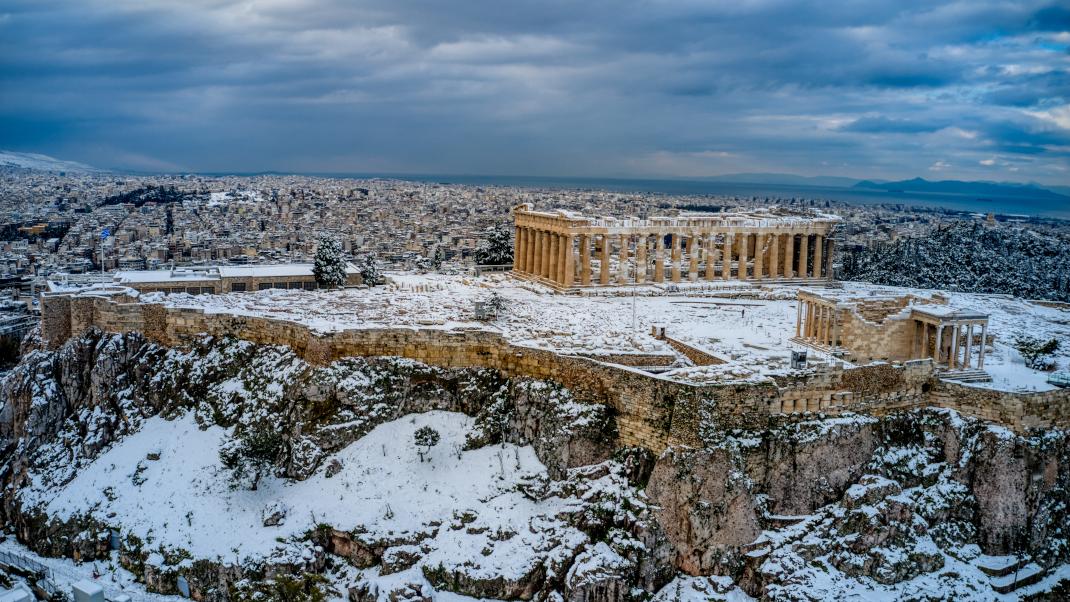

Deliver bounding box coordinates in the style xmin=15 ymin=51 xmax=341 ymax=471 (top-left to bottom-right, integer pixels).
xmin=0 ymin=0 xmax=1067 ymax=183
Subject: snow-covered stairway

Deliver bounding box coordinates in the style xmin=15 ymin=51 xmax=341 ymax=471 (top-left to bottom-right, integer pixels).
xmin=941 ymin=369 xmax=993 ymax=383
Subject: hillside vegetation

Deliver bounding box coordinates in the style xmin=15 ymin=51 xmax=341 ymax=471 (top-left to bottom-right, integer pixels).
xmin=842 ymin=222 xmax=1070 ymax=302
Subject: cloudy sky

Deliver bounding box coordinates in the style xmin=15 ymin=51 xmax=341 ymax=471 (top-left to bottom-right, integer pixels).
xmin=1 ymin=0 xmax=1068 ymax=183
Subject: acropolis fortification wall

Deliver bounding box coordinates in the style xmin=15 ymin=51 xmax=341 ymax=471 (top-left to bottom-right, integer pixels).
xmin=40 ymin=292 xmax=1070 ymax=452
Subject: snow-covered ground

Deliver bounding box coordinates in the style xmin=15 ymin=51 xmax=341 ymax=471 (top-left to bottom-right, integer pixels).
xmin=849 ymin=282 xmax=1070 ymax=392
xmin=136 ymin=273 xmax=1070 ymax=391
xmin=22 ymin=411 xmax=579 ymax=569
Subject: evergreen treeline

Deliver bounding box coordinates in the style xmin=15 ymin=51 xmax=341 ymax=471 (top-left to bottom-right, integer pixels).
xmin=98 ymin=185 xmax=192 ymax=208
xmin=841 ymin=222 xmax=1070 ymax=302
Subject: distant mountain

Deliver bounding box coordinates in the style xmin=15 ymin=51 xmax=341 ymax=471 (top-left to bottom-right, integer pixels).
xmin=0 ymin=150 xmax=103 ymax=173
xmin=853 ymin=177 xmax=1067 ymax=200
xmin=702 ymin=172 xmax=863 ymax=187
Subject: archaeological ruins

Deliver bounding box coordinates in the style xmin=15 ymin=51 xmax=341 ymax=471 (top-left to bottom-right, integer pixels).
xmin=511 ymin=203 xmax=840 ymax=289
xmin=795 ymin=289 xmax=991 ymax=381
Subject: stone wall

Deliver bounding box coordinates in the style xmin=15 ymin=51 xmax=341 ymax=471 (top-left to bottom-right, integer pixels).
xmin=931 ymin=380 xmax=1070 ymax=431
xmin=836 ymin=307 xmax=916 ymax=364
xmin=39 ymin=292 xmax=1070 ymax=453
xmin=663 ymin=336 xmax=726 ymax=366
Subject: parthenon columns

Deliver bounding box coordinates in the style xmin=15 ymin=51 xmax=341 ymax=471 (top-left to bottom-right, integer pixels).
xmin=722 ymin=234 xmax=733 ymax=280
xmin=650 ymin=234 xmax=659 ymax=284
xmin=617 ymin=234 xmax=630 ymax=284
xmin=670 ymin=234 xmax=682 ymax=283
xmin=599 ymin=234 xmax=610 ymax=285
xmin=636 ymin=235 xmax=647 ymax=283
xmin=579 ymin=234 xmax=591 ymax=285
xmin=813 ymin=234 xmax=824 ymax=279
xmin=784 ymin=234 xmax=795 ymax=278
xmin=511 ymin=205 xmax=840 ymax=288
xmin=705 ymin=235 xmax=716 ymax=280
xmin=737 ymin=233 xmax=749 ymax=280
xmin=687 ymin=235 xmax=698 ymax=282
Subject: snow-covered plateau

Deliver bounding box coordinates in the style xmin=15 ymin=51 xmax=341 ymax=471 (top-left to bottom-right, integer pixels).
xmin=131 ymin=273 xmax=1070 ymax=392
xmin=2 ymin=320 xmax=1070 ymax=601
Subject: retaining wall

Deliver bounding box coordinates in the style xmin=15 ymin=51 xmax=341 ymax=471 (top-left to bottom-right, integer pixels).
xmin=39 ymin=293 xmax=1070 ymax=452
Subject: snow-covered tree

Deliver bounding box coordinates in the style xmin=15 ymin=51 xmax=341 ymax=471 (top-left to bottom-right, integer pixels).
xmin=486 ymin=292 xmax=507 ymax=316
xmin=313 ymin=235 xmax=347 ymax=288
xmin=474 ymin=224 xmax=513 ymax=266
xmin=357 ymin=255 xmax=383 ymax=286
xmin=219 ymin=424 xmax=284 ymax=490
xmin=1014 ymin=335 xmax=1060 ymax=371
xmin=414 ymin=426 xmax=440 ymax=462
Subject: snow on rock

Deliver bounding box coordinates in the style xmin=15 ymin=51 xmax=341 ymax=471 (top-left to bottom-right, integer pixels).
xmin=24 ymin=411 xmax=565 ymax=564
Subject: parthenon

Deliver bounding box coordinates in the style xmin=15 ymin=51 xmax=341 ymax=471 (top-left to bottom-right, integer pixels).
xmin=511 ymin=204 xmax=840 ymax=289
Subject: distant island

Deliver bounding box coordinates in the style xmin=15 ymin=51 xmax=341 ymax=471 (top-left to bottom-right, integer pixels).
xmin=852 ymin=177 xmax=1069 ymax=200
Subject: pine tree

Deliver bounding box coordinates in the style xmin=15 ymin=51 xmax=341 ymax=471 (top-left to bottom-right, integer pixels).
xmin=414 ymin=426 xmax=441 ymax=462
xmin=474 ymin=224 xmax=513 ymax=266
xmin=357 ymin=255 xmax=383 ymax=286
xmin=313 ymin=236 xmax=347 ymax=288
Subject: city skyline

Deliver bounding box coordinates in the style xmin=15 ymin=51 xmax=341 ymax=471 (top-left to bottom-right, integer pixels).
xmin=1 ymin=0 xmax=1068 ymax=184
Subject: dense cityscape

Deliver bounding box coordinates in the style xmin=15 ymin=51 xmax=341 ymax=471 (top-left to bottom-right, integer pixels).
xmin=5 ymin=163 xmax=1065 ymax=303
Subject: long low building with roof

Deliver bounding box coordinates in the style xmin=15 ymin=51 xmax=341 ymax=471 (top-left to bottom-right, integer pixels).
xmin=52 ymin=263 xmax=363 ymax=295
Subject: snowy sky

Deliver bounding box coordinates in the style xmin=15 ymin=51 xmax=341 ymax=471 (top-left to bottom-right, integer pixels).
xmin=0 ymin=0 xmax=1068 ymax=183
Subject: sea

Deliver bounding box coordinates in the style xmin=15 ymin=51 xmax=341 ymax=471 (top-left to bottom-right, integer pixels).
xmin=241 ymin=172 xmax=1070 ymax=220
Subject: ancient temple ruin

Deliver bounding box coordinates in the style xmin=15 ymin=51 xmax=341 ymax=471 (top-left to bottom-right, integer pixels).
xmin=511 ymin=204 xmax=840 ymax=289
xmin=795 ymin=289 xmax=991 ymax=381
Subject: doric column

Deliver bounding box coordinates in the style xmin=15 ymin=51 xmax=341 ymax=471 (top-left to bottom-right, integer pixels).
xmin=705 ymin=234 xmax=716 ymax=280
xmin=950 ymin=324 xmax=960 ymax=370
xmin=513 ymin=227 xmax=523 ymax=272
xmin=687 ymin=235 xmax=698 ymax=282
xmin=738 ymin=232 xmax=749 ymax=280
xmin=769 ymin=233 xmax=780 ymax=278
xmin=784 ymin=234 xmax=795 ymax=278
xmin=579 ymin=235 xmax=591 ymax=285
xmin=795 ymin=299 xmax=803 ymax=336
xmin=599 ymin=235 xmax=611 ymax=285
xmin=964 ymin=323 xmax=974 ymax=369
xmin=548 ymin=234 xmax=559 ymax=282
xmin=654 ymin=235 xmax=665 ymax=282
xmin=534 ymin=230 xmax=544 ymax=278
xmin=799 ymin=234 xmax=809 ymax=278
xmin=754 ymin=234 xmax=766 ymax=280
xmin=521 ymin=228 xmax=532 ymax=272
xmin=526 ymin=228 xmax=536 ymax=275
xmin=671 ymin=234 xmax=682 ymax=282
xmin=563 ymin=234 xmax=575 ymax=286
xmin=979 ymin=322 xmax=987 ymax=368
xmin=934 ymin=326 xmax=944 ymax=367
xmin=825 ymin=237 xmax=835 ymax=279
xmin=822 ymin=306 xmax=832 ymax=345
xmin=636 ymin=235 xmax=647 ymax=283
xmin=618 ymin=234 xmax=630 ymax=284
xmin=513 ymin=227 xmax=523 ymax=271
xmin=813 ymin=234 xmax=824 ymax=279
xmin=545 ymin=231 xmax=555 ymax=278
xmin=722 ymin=234 xmax=733 ymax=280
xmin=805 ymin=302 xmax=814 ymax=339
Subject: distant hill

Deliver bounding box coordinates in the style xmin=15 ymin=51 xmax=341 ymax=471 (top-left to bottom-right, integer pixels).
xmin=702 ymin=173 xmax=863 ymax=187
xmin=0 ymin=150 xmax=102 ymax=173
xmin=853 ymin=177 xmax=1067 ymax=200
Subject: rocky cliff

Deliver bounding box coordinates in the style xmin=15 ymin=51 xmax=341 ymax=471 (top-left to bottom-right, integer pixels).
xmin=1 ymin=329 xmax=1068 ymax=600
